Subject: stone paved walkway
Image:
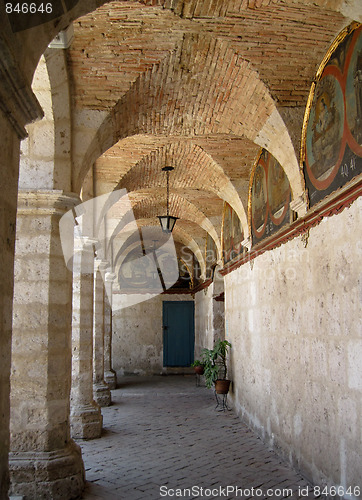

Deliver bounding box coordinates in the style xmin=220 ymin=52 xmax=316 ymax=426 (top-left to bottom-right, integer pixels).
xmin=79 ymin=375 xmax=320 ymax=500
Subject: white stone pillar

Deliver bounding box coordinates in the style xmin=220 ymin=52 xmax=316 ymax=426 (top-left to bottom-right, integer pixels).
xmin=70 ymin=237 xmax=103 ymax=439
xmin=93 ymin=261 xmax=111 ymax=406
xmin=9 ymin=190 xmax=85 ymax=499
xmin=0 ymin=114 xmax=21 ymax=499
xmin=0 ymin=41 xmax=43 ymax=496
xmin=104 ymin=272 xmax=117 ymax=389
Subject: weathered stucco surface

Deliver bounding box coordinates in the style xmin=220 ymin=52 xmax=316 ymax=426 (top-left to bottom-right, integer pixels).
xmin=195 ymin=273 xmax=225 ymax=361
xmin=223 ymin=199 xmax=361 ymax=492
xmin=112 ymin=294 xmax=194 ymax=377
xmin=195 ymin=286 xmax=214 ymax=358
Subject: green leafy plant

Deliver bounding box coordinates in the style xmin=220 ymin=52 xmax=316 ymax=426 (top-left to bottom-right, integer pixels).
xmin=191 ymin=359 xmax=204 ymax=367
xmin=201 ymin=340 xmax=232 ymax=389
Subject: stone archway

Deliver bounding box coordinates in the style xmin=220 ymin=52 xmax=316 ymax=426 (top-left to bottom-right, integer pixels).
xmin=0 ymin=1 xmax=360 ymax=497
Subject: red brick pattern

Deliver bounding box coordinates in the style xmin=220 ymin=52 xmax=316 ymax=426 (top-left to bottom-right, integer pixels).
xmin=68 ymin=2 xmax=344 ymax=111
xmin=66 ymin=0 xmax=349 ymax=265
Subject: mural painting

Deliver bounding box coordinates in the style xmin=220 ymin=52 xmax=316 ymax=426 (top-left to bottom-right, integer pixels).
xmin=303 ymin=23 xmax=362 ymax=207
xmin=222 ymin=203 xmax=245 ymax=264
xmin=250 ymin=149 xmax=291 ymax=244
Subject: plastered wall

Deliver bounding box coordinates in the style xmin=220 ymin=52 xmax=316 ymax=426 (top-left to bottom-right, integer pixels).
xmin=195 ymin=285 xmax=214 ymax=358
xmin=112 ymin=294 xmax=194 ymax=377
xmin=223 ymin=198 xmax=361 ymax=493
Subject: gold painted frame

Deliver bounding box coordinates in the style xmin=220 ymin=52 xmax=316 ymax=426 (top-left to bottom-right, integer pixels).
xmin=300 ymin=21 xmax=361 ymax=170
xmin=204 ymin=232 xmax=218 ymax=278
xmin=179 ymin=257 xmax=194 ymax=289
xmin=248 ymin=147 xmax=264 ymax=242
xmin=221 ymin=201 xmax=246 ymax=265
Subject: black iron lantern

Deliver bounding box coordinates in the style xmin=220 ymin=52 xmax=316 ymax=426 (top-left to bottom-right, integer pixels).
xmin=158 ymin=166 xmax=178 ymax=233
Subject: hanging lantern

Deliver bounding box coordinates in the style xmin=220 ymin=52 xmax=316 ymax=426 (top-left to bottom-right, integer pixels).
xmin=157 ymin=166 xmax=178 ymax=233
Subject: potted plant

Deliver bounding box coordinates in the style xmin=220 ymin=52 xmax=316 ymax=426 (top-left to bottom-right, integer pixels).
xmin=202 ymin=340 xmax=232 ymax=394
xmin=191 ymin=359 xmax=205 ymax=375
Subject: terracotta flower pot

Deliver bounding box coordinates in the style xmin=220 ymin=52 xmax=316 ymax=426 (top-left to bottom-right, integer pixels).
xmin=194 ymin=365 xmax=204 ymax=375
xmin=214 ymin=379 xmax=230 ymax=394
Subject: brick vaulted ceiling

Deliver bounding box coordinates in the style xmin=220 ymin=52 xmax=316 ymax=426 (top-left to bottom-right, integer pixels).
xmin=66 ymin=0 xmax=351 ymax=264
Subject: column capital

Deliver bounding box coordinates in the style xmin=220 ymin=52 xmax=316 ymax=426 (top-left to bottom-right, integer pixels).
xmin=105 ymin=272 xmax=116 ymax=283
xmin=241 ymin=236 xmax=252 ymax=251
xmin=290 ymin=194 xmax=308 ymax=217
xmin=94 ymin=259 xmax=110 ymax=274
xmin=17 ymin=189 xmax=81 ymax=216
xmin=73 ymin=235 xmax=97 ymax=253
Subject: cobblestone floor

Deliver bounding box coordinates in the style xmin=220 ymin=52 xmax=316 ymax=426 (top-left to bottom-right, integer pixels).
xmin=79 ymin=375 xmax=319 ymax=500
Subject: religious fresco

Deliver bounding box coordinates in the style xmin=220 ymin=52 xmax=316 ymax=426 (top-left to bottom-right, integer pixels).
xmin=250 ymin=149 xmax=291 ymax=244
xmin=251 ymin=163 xmax=267 ymax=232
xmin=205 ymin=233 xmax=218 ymax=279
xmin=222 ymin=203 xmax=245 ymax=264
xmin=303 ymin=23 xmax=362 ymax=207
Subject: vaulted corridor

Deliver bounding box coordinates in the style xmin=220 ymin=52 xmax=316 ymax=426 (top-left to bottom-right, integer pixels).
xmin=1 ymin=2 xmax=361 ymax=499
xmin=80 ymin=376 xmax=316 ymax=500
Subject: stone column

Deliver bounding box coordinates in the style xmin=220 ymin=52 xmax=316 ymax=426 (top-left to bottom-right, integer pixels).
xmin=0 ymin=36 xmax=43 ymax=497
xmin=70 ymin=237 xmax=103 ymax=439
xmin=104 ymin=272 xmax=117 ymax=389
xmin=9 ymin=190 xmax=85 ymax=500
xmin=0 ymin=114 xmax=20 ymax=500
xmin=93 ymin=261 xmax=111 ymax=406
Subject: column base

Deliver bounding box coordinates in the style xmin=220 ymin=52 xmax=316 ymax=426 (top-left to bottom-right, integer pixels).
xmin=104 ymin=369 xmax=117 ymax=390
xmin=70 ymin=402 xmax=102 ymax=440
xmin=1 ymin=456 xmax=9 ymax=500
xmin=93 ymin=381 xmax=111 ymax=407
xmin=9 ymin=441 xmax=84 ymax=500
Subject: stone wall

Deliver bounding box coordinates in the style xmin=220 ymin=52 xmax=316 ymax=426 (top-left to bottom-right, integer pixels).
xmin=195 ymin=285 xmax=215 ymax=359
xmin=223 ymin=198 xmax=361 ymax=492
xmin=112 ymin=294 xmax=194 ymax=377
xmin=195 ymin=276 xmax=225 ymax=361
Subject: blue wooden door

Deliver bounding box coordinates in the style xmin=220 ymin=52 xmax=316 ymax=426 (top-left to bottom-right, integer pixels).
xmin=163 ymin=301 xmax=195 ymax=367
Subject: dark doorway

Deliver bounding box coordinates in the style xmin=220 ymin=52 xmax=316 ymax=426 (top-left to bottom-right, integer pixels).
xmin=162 ymin=301 xmax=195 ymax=367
